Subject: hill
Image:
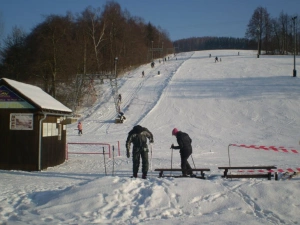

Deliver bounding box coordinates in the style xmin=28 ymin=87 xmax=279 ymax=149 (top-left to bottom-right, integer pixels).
xmin=1 ymin=50 xmax=300 ymax=224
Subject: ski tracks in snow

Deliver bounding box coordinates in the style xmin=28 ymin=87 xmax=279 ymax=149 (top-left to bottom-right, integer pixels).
xmin=70 ymin=52 xmax=194 ymax=139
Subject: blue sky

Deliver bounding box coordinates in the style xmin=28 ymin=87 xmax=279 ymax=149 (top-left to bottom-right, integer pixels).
xmin=1 ymin=0 xmax=299 ymax=42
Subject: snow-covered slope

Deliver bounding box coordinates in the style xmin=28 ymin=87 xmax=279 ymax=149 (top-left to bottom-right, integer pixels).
xmin=1 ymin=50 xmax=300 ymax=224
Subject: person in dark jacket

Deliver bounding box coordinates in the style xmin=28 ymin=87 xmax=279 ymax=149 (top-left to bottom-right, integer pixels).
xmin=117 ymin=112 xmax=126 ymax=123
xmin=118 ymin=94 xmax=122 ymax=103
xmin=126 ymin=125 xmax=154 ymax=179
xmin=171 ymin=128 xmax=194 ymax=177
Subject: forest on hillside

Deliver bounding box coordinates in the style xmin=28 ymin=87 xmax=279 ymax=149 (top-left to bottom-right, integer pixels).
xmin=0 ymin=1 xmax=173 ymax=110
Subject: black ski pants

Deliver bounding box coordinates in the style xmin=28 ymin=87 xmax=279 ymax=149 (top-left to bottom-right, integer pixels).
xmin=180 ymin=153 xmax=192 ymax=175
xmin=132 ymin=147 xmax=149 ymax=176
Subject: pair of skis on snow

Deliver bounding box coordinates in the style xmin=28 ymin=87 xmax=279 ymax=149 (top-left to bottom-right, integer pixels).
xmin=280 ymin=171 xmax=300 ymax=180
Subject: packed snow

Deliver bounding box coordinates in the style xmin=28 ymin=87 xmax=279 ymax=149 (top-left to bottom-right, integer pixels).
xmin=1 ymin=50 xmax=300 ymax=224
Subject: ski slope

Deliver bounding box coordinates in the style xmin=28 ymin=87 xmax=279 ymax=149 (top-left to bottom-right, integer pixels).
xmin=1 ymin=50 xmax=300 ymax=224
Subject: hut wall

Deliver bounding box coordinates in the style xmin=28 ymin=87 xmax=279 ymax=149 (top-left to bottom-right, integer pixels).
xmin=0 ymin=111 xmax=68 ymax=171
xmin=0 ymin=109 xmax=39 ymax=171
xmin=39 ymin=115 xmax=67 ymax=170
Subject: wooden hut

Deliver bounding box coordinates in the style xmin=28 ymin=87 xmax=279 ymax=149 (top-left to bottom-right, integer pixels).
xmin=0 ymin=78 xmax=73 ymax=171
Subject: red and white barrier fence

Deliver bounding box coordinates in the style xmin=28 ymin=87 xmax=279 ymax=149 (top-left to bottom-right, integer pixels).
xmin=227 ymin=144 xmax=300 ymax=174
xmin=234 ymin=168 xmax=300 ymax=173
xmin=230 ymin=144 xmax=299 ymax=154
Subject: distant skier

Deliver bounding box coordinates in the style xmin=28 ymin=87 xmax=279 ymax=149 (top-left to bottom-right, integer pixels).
xmin=118 ymin=94 xmax=122 ymax=104
xmin=215 ymin=56 xmax=218 ymax=63
xmin=142 ymin=71 xmax=145 ymax=77
xmin=117 ymin=112 xmax=126 ymax=123
xmin=77 ymin=121 xmax=83 ymax=135
xmin=126 ymin=125 xmax=154 ymax=179
xmin=170 ymin=128 xmax=195 ymax=177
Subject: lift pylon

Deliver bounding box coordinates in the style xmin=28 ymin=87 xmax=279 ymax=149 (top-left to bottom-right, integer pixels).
xmin=77 ymin=58 xmax=120 ymax=116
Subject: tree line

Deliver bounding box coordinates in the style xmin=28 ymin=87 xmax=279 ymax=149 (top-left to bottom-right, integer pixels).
xmin=173 ymin=37 xmax=256 ymax=52
xmin=245 ymin=7 xmax=299 ymax=55
xmin=0 ymin=1 xmax=173 ymax=109
xmin=174 ymin=7 xmax=299 ymax=55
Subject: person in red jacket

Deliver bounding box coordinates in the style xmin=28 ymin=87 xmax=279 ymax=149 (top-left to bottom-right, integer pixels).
xmin=77 ymin=121 xmax=83 ymax=135
xmin=171 ymin=128 xmax=195 ymax=177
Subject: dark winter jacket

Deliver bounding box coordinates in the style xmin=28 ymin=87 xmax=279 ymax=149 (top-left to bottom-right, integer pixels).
xmin=173 ymin=131 xmax=192 ymax=157
xmin=126 ymin=125 xmax=154 ymax=151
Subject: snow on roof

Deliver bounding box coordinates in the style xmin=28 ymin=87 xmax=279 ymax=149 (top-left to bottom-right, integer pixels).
xmin=1 ymin=78 xmax=72 ymax=113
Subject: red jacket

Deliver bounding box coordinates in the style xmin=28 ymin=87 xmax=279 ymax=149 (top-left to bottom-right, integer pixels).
xmin=77 ymin=123 xmax=82 ymax=130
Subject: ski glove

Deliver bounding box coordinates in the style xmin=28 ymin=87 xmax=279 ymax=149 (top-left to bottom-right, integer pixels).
xmin=126 ymin=149 xmax=130 ymax=158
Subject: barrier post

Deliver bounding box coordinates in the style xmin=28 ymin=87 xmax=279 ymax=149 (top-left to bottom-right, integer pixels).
xmin=66 ymin=144 xmax=68 ymax=160
xmin=112 ymin=146 xmax=115 ymax=176
xmin=103 ymin=147 xmax=107 ymax=175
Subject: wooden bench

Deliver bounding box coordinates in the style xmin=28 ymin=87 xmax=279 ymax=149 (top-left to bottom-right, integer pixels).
xmin=154 ymin=168 xmax=211 ymax=179
xmin=218 ymin=166 xmax=277 ymax=180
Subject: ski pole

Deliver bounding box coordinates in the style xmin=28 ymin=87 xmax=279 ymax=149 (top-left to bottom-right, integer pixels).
xmin=103 ymin=147 xmax=107 ymax=176
xmin=150 ymin=143 xmax=153 ymax=178
xmin=112 ymin=145 xmax=115 ymax=176
xmin=191 ymin=154 xmax=196 ymax=169
xmin=170 ymin=144 xmax=173 ymax=176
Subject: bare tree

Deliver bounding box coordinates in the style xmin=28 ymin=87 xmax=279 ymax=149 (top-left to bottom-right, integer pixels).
xmin=101 ymin=1 xmax=125 ymax=71
xmin=1 ymin=26 xmax=27 ymax=80
xmin=25 ymin=15 xmax=74 ymax=97
xmin=0 ymin=12 xmax=4 ymax=42
xmin=80 ymin=6 xmax=106 ymax=73
xmin=246 ymin=7 xmax=270 ymax=55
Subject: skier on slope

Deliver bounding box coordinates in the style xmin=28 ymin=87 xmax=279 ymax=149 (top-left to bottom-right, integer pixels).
xmin=117 ymin=112 xmax=126 ymax=123
xmin=171 ymin=128 xmax=195 ymax=177
xmin=77 ymin=121 xmax=83 ymax=135
xmin=126 ymin=125 xmax=154 ymax=179
xmin=118 ymin=94 xmax=122 ymax=103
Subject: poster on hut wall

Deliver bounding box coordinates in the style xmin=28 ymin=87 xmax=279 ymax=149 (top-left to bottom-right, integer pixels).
xmin=42 ymin=123 xmax=58 ymax=137
xmin=52 ymin=123 xmax=58 ymax=136
xmin=10 ymin=113 xmax=33 ymax=130
xmin=47 ymin=123 xmax=52 ymax=136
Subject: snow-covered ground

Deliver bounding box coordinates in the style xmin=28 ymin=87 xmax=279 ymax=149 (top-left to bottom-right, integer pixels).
xmin=1 ymin=50 xmax=300 ymax=224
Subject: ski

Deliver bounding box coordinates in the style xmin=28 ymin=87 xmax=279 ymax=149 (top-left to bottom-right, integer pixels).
xmin=280 ymin=172 xmax=299 ymax=180
xmin=159 ymin=175 xmax=205 ymax=179
xmin=130 ymin=176 xmax=149 ymax=180
xmin=287 ymin=172 xmax=300 ymax=180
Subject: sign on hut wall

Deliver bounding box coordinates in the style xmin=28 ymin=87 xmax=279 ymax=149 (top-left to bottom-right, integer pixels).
xmin=43 ymin=123 xmax=59 ymax=137
xmin=10 ymin=113 xmax=33 ymax=130
xmin=0 ymin=85 xmax=34 ymax=109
